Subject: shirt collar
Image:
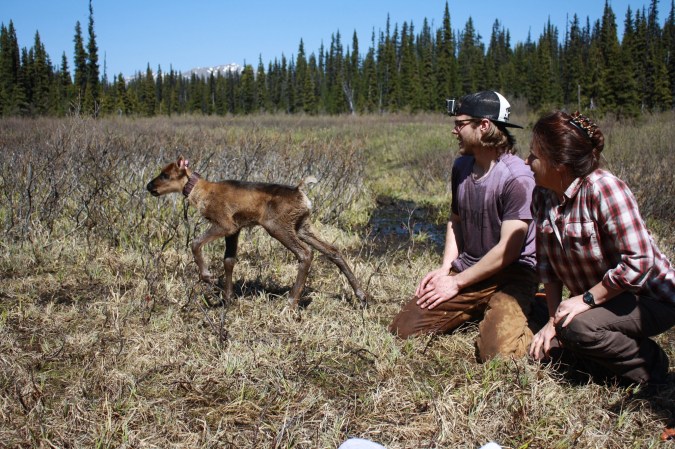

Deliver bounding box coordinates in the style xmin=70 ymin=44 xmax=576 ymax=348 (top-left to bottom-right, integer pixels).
xmin=563 ymin=176 xmax=584 ymax=202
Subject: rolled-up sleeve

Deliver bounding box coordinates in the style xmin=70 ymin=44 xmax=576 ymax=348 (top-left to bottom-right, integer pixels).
xmin=592 ymin=176 xmax=655 ymax=291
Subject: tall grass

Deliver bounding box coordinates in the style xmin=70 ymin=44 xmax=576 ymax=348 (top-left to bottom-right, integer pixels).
xmin=0 ymin=112 xmax=673 ymax=448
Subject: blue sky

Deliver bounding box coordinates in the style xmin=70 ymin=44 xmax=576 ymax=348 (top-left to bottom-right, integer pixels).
xmin=1 ymin=1 xmax=661 ymax=78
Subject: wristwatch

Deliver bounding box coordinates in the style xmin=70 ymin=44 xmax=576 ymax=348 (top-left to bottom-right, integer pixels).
xmin=582 ymin=291 xmax=596 ymax=308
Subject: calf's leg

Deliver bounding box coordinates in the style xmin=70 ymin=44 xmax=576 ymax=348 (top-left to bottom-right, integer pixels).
xmin=192 ymin=225 xmax=227 ymax=283
xmin=222 ymin=230 xmax=241 ymax=300
xmin=265 ymin=225 xmax=314 ymax=308
xmin=298 ymin=223 xmax=368 ymax=307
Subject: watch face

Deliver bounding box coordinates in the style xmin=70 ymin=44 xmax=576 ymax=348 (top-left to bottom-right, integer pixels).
xmin=583 ymin=291 xmax=595 ymax=307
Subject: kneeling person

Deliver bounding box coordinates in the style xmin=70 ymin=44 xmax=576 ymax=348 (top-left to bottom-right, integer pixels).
xmin=389 ymin=91 xmax=539 ymax=362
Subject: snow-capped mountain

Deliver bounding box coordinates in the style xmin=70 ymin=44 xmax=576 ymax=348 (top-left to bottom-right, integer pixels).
xmin=181 ymin=63 xmax=243 ymax=78
xmin=125 ymin=63 xmax=243 ymax=82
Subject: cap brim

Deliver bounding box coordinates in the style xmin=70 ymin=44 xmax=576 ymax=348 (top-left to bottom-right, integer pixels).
xmin=494 ymin=120 xmax=523 ymax=129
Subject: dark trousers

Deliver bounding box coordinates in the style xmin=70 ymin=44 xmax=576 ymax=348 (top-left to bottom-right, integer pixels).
xmin=552 ymin=292 xmax=675 ymax=384
xmin=388 ymin=264 xmax=540 ymax=362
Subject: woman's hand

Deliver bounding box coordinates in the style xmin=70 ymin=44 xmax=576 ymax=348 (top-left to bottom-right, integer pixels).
xmin=529 ymin=319 xmax=557 ymax=360
xmin=553 ymin=295 xmax=591 ymax=327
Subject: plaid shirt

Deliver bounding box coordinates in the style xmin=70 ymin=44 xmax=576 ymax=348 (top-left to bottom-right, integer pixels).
xmin=532 ymin=170 xmax=674 ymax=304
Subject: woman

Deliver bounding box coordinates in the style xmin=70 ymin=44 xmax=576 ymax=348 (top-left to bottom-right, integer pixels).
xmin=526 ymin=111 xmax=675 ymax=385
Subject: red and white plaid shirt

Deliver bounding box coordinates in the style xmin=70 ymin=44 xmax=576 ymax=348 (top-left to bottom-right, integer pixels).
xmin=532 ymin=170 xmax=674 ymax=304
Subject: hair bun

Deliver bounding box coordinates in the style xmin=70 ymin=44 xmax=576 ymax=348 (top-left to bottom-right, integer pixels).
xmin=591 ymin=129 xmax=605 ymax=154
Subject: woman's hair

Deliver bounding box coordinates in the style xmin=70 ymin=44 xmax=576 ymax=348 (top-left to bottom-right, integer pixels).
xmin=531 ymin=111 xmax=605 ymax=178
xmin=480 ymin=120 xmax=517 ymax=155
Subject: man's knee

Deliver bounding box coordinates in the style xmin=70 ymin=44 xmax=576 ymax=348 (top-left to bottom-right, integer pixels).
xmin=476 ymin=325 xmax=532 ymax=362
xmin=389 ymin=296 xmax=426 ymax=338
xmin=389 ymin=296 xmax=476 ymax=339
xmin=476 ymin=291 xmax=533 ymax=361
xmin=388 ymin=311 xmax=416 ymax=339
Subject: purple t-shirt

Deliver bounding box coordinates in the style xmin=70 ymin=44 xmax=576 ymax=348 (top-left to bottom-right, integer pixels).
xmin=450 ymin=153 xmax=536 ymax=272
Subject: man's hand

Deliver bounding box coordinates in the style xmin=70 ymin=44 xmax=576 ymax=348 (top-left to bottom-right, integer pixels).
xmin=416 ymin=274 xmax=461 ymax=309
xmin=414 ymin=267 xmax=448 ymax=298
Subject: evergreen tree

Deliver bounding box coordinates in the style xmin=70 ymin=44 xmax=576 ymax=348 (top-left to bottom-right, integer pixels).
xmin=206 ymin=71 xmax=216 ymax=115
xmin=113 ymin=73 xmax=129 ymax=115
xmin=527 ymin=24 xmax=554 ymax=109
xmin=188 ymin=72 xmax=203 ymax=113
xmin=308 ymin=52 xmax=321 ymax=112
xmin=0 ymin=22 xmax=21 ymax=114
xmin=267 ymin=59 xmax=280 ymax=111
xmin=485 ymin=20 xmax=512 ymax=92
xmin=279 ymin=55 xmax=291 ymax=113
xmin=212 ymin=72 xmax=225 ymax=115
xmin=399 ymin=21 xmax=422 ymax=111
xmin=57 ymin=52 xmax=72 ymax=115
xmin=457 ymin=17 xmax=486 ymax=94
xmin=562 ymin=15 xmax=587 ymax=108
xmin=256 ymin=56 xmax=269 ymax=112
xmin=361 ymin=30 xmax=378 ymax=112
xmin=616 ymin=7 xmax=641 ymax=117
xmin=295 ymin=39 xmax=315 ymax=113
xmin=29 ymin=31 xmax=51 ymax=115
xmin=664 ymin=0 xmax=675 ymax=103
xmin=83 ymin=0 xmax=100 ymax=115
xmin=286 ymin=57 xmax=297 ymax=113
xmin=586 ymin=29 xmax=605 ymax=111
xmin=378 ymin=19 xmax=401 ymax=111
xmin=140 ymin=64 xmax=156 ymax=116
xmin=324 ymin=31 xmax=347 ymax=113
xmin=509 ymin=39 xmax=530 ymax=100
xmin=417 ymin=18 xmax=437 ymax=110
xmin=316 ymin=42 xmax=326 ymax=107
xmin=0 ymin=25 xmax=8 ymax=114
xmin=239 ymin=64 xmax=256 ymax=114
xmin=343 ymin=31 xmax=360 ymax=114
xmin=73 ymin=21 xmax=87 ymax=110
xmin=11 ymin=48 xmax=29 ymax=115
xmin=435 ymin=2 xmax=458 ymax=107
xmin=598 ymin=1 xmax=623 ymax=111
xmin=634 ymin=8 xmax=649 ymax=109
xmin=645 ymin=0 xmax=671 ymax=109
xmin=155 ymin=65 xmax=164 ymax=114
xmin=166 ymin=66 xmax=179 ymax=115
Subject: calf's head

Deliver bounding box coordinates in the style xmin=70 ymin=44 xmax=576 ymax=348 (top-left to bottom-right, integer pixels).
xmin=146 ymin=156 xmax=190 ymax=197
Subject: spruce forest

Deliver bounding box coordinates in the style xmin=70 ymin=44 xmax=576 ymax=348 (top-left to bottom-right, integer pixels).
xmin=0 ymin=1 xmax=674 ymax=118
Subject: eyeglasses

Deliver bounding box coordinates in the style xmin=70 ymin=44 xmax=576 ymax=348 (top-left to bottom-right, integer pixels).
xmin=453 ymin=118 xmax=479 ymax=131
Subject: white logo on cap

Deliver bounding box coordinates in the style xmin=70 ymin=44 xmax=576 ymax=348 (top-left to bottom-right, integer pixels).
xmin=494 ymin=91 xmax=511 ymax=123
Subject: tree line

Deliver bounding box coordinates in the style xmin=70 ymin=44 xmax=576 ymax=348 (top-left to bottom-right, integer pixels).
xmin=1 ymin=0 xmax=674 ymax=118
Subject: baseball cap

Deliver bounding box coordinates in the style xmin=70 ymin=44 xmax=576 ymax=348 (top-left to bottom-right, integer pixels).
xmin=449 ymin=91 xmax=523 ymax=129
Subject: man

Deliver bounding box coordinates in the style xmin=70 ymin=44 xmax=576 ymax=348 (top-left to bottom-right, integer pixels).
xmin=389 ymin=91 xmax=539 ymax=362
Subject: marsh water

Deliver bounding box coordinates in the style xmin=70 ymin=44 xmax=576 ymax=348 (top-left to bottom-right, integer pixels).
xmin=367 ymin=195 xmax=446 ymax=250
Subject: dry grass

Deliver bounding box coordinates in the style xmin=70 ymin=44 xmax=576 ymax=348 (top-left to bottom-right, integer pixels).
xmin=1 ymin=113 xmax=673 ymax=448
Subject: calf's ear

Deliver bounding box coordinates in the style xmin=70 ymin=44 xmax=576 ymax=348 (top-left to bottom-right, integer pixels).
xmin=177 ymin=155 xmax=189 ymax=170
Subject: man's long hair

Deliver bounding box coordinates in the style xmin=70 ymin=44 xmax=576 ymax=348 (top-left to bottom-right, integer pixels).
xmin=480 ymin=121 xmax=517 ymax=155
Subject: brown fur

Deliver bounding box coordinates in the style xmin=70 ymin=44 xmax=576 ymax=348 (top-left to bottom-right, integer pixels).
xmin=146 ymin=156 xmax=368 ymax=308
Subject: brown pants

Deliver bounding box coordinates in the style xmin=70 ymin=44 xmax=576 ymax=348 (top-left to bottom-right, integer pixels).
xmin=551 ymin=292 xmax=675 ymax=385
xmin=389 ymin=264 xmax=540 ymax=362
